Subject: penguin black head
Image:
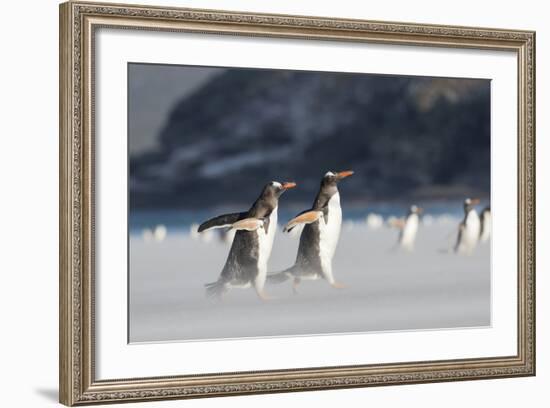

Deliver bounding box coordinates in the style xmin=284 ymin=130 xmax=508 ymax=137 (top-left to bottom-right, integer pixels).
xmin=463 ymin=198 xmax=480 ymax=213
xmin=321 ymin=171 xmax=354 ymax=188
xmin=314 ymin=171 xmax=353 ymax=209
xmin=260 ymin=181 xmax=297 ymax=201
xmin=251 ymin=181 xmax=296 ymax=217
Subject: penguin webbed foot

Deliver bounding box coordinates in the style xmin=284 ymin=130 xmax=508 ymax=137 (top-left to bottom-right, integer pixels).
xmin=331 ymin=281 xmax=347 ymax=289
xmin=205 ymin=280 xmax=229 ymax=301
xmin=257 ymin=290 xmax=276 ymax=302
xmin=292 ymin=277 xmax=301 ymax=295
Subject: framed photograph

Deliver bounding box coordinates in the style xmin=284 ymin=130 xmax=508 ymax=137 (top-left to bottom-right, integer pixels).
xmin=59 ymin=1 xmax=536 ymax=405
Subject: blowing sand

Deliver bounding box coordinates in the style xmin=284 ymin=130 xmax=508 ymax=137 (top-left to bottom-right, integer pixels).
xmin=129 ymin=222 xmax=490 ymax=343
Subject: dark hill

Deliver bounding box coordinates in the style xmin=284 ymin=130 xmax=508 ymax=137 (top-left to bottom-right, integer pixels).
xmin=130 ymin=69 xmax=490 ymax=209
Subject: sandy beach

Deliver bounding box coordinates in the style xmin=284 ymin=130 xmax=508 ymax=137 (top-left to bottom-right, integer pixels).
xmin=129 ymin=221 xmax=490 ymax=343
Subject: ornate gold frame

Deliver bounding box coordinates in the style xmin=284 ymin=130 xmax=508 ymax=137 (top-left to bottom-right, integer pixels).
xmin=59 ymin=1 xmax=536 ymax=405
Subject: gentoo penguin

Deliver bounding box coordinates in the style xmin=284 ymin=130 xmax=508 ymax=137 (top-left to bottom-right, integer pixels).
xmin=396 ymin=205 xmax=423 ymax=252
xmin=199 ymin=181 xmax=296 ymax=300
xmin=479 ymin=206 xmax=491 ymax=243
xmin=454 ymin=198 xmax=481 ymax=254
xmin=268 ymin=171 xmax=353 ymax=292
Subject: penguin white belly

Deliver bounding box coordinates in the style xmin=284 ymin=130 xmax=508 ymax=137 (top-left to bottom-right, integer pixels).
xmin=318 ymin=193 xmax=342 ymax=283
xmin=480 ymin=212 xmax=491 ymax=242
xmin=458 ymin=211 xmax=480 ymax=254
xmin=255 ymin=207 xmax=278 ymax=290
xmin=400 ymin=214 xmax=419 ymax=251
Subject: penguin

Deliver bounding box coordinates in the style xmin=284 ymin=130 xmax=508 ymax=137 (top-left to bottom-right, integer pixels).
xmin=454 ymin=198 xmax=481 ymax=254
xmin=198 ymin=181 xmax=296 ymax=300
xmin=479 ymin=206 xmax=491 ymax=243
xmin=396 ymin=205 xmax=423 ymax=252
xmin=268 ymin=171 xmax=353 ymax=292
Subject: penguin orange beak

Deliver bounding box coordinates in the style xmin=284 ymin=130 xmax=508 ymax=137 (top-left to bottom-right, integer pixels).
xmin=471 ymin=198 xmax=480 ymax=205
xmin=282 ymin=182 xmax=297 ymax=190
xmin=416 ymin=207 xmax=424 ymax=214
xmin=336 ymin=170 xmax=354 ymax=179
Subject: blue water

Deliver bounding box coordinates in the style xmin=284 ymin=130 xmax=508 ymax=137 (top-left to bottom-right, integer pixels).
xmin=129 ymin=201 xmax=468 ymax=235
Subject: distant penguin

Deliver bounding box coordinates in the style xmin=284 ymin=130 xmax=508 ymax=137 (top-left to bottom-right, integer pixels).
xmin=397 ymin=205 xmax=423 ymax=252
xmin=190 ymin=223 xmax=213 ymax=243
xmin=153 ymin=225 xmax=167 ymax=242
xmin=142 ymin=228 xmax=153 ymax=242
xmin=454 ymin=198 xmax=481 ymax=254
xmin=190 ymin=223 xmax=200 ymax=240
xmin=268 ymin=171 xmax=353 ymax=292
xmin=198 ymin=181 xmax=296 ymax=300
xmin=366 ymin=213 xmax=384 ymax=230
xmin=479 ymin=206 xmax=491 ymax=243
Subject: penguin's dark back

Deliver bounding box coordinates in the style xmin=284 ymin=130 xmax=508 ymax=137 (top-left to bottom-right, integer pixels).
xmin=248 ymin=197 xmax=275 ymax=219
xmin=295 ymin=221 xmax=322 ymax=271
xmin=220 ymin=230 xmax=260 ymax=283
xmin=313 ymin=185 xmax=337 ymax=210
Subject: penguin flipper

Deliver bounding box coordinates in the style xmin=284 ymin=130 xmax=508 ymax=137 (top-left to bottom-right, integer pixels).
xmin=388 ymin=217 xmax=405 ymax=229
xmin=283 ymin=210 xmax=323 ymax=233
xmin=231 ymin=217 xmax=265 ymax=231
xmin=198 ymin=212 xmax=247 ymax=233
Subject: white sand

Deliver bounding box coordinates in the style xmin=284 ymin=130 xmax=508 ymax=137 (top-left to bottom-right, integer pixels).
xmin=129 ymin=223 xmax=490 ymax=343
